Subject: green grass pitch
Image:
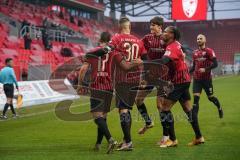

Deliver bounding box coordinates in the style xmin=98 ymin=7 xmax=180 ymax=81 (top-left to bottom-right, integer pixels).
xmin=0 ymin=76 xmax=240 ymax=160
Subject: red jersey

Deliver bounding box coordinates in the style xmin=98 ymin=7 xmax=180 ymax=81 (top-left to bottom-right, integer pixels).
xmin=110 ymin=33 xmax=146 ymax=84
xmin=84 ymin=47 xmax=124 ymax=90
xmin=142 ymin=33 xmax=168 ymax=81
xmin=142 ymin=34 xmax=166 ymax=60
xmin=163 ymin=41 xmax=191 ymax=84
xmin=192 ymin=47 xmax=216 ymax=80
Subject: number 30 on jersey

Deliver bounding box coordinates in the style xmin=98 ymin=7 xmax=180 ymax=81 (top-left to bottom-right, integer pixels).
xmin=124 ymin=42 xmax=139 ymax=61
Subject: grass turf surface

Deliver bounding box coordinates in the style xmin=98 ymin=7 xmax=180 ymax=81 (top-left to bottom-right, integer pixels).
xmin=0 ymin=76 xmax=240 ymax=160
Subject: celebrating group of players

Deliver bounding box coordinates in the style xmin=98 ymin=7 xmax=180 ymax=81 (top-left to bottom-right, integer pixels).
xmin=77 ymin=16 xmax=223 ymax=154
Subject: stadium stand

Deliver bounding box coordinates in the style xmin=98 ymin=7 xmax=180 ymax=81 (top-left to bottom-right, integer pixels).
xmin=0 ymin=0 xmax=117 ymax=43
xmin=132 ymin=19 xmax=240 ymax=65
xmin=2 ymin=0 xmax=239 ymax=80
xmin=0 ymin=0 xmax=118 ymax=79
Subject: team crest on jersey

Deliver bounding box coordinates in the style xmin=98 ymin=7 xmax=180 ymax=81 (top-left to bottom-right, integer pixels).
xmin=182 ymin=0 xmax=198 ymax=18
xmin=202 ymin=51 xmax=206 ymax=56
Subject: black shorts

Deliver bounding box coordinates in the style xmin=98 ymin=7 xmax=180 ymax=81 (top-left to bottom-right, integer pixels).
xmin=90 ymin=89 xmax=113 ymax=113
xmin=193 ymin=79 xmax=213 ymax=96
xmin=165 ymin=82 xmax=191 ymax=103
xmin=135 ymin=79 xmax=171 ymax=97
xmin=157 ymin=85 xmax=168 ymax=97
xmin=115 ymin=83 xmax=139 ymax=110
xmin=3 ymin=84 xmax=14 ymax=98
xmin=144 ymin=78 xmax=172 ymax=97
xmin=139 ymin=86 xmax=167 ymax=97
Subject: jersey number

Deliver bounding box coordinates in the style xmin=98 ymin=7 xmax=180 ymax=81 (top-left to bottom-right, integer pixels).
xmin=98 ymin=54 xmax=109 ymax=72
xmin=124 ymin=42 xmax=139 ymax=61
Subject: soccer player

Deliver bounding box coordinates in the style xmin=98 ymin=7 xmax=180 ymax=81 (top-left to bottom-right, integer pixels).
xmin=190 ymin=34 xmax=223 ymax=118
xmin=150 ymin=26 xmax=204 ymax=147
xmin=77 ymin=32 xmax=143 ymax=153
xmin=0 ymin=58 xmax=19 ymax=119
xmin=135 ymin=16 xmax=168 ymax=139
xmin=85 ymin=17 xmax=147 ymax=151
xmin=110 ymin=17 xmax=147 ymax=151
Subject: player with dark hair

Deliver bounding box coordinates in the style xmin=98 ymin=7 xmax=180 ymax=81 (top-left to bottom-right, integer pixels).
xmin=84 ymin=17 xmax=149 ymax=151
xmin=83 ymin=17 xmax=168 ymax=150
xmin=90 ymin=17 xmax=172 ymax=146
xmin=0 ymin=58 xmax=19 ymax=119
xmin=149 ymin=26 xmax=204 ymax=147
xmin=190 ymin=34 xmax=223 ymax=119
xmin=135 ymin=16 xmax=169 ymax=142
xmin=78 ymin=32 xmax=143 ymax=153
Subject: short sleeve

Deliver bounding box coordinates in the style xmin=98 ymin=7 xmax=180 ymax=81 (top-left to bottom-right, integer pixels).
xmin=109 ymin=34 xmax=119 ymax=47
xmin=192 ymin=51 xmax=196 ymax=60
xmin=140 ymin=41 xmax=147 ymax=56
xmin=10 ymin=68 xmax=18 ymax=87
xmin=141 ymin=36 xmax=149 ymax=50
xmin=83 ymin=54 xmax=93 ymax=64
xmin=163 ymin=46 xmax=178 ymax=60
xmin=0 ymin=71 xmax=2 ymax=84
xmin=83 ymin=57 xmax=90 ymax=64
xmin=84 ymin=46 xmax=102 ymax=63
xmin=208 ymin=48 xmax=216 ymax=59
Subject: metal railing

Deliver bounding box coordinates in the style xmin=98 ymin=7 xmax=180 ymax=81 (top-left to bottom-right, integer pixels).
xmin=20 ymin=25 xmax=67 ymax=42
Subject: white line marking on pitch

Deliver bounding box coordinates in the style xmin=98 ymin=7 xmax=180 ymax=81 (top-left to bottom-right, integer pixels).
xmin=0 ymin=102 xmax=90 ymax=121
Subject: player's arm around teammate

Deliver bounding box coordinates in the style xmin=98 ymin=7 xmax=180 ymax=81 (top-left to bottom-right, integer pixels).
xmin=84 ymin=17 xmax=145 ymax=151
xmin=77 ymin=32 xmax=118 ymax=154
xmin=110 ymin=17 xmax=146 ymax=151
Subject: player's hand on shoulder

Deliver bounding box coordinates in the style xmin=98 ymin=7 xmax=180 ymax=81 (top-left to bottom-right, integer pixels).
xmin=132 ymin=58 xmax=143 ymax=65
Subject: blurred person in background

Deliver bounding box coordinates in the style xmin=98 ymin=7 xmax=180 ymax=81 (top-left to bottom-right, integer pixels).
xmin=0 ymin=58 xmax=19 ymax=119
